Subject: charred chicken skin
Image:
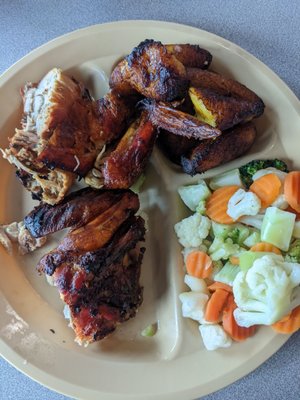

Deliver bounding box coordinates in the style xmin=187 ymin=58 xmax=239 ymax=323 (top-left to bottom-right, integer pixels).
xmin=24 ymin=188 xmax=146 ymax=345
xmin=142 ymin=100 xmax=221 ymax=140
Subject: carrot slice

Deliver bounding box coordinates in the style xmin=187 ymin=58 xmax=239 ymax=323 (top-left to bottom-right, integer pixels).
xmin=205 ymin=289 xmax=229 ymax=322
xmin=208 ymin=282 xmax=233 ymax=293
xmin=272 ymin=306 xmax=300 ymax=334
xmin=186 ymin=251 xmax=213 ymax=279
xmin=250 ymin=242 xmax=282 ymax=255
xmin=229 ymin=256 xmax=240 ymax=265
xmin=206 ymin=185 xmax=240 ymax=224
xmin=222 ymin=294 xmax=257 ymax=341
xmin=284 ymin=171 xmax=300 ymax=213
xmin=249 ymin=173 xmax=282 ymax=208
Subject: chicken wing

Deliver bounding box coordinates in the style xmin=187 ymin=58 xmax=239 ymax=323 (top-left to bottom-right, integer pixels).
xmin=181 ymin=121 xmax=257 ymax=175
xmin=24 ymin=188 xmax=132 ymax=238
xmin=142 ymin=100 xmax=221 ymax=140
xmin=101 ymin=113 xmax=157 ymax=189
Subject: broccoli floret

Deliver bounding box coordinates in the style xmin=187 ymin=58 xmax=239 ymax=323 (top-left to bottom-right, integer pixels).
xmin=239 ymin=159 xmax=288 ymax=188
xmin=285 ymin=239 xmax=300 ymax=263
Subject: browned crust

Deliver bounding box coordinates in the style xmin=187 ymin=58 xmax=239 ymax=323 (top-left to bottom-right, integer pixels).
xmin=24 ymin=188 xmax=135 ymax=238
xmin=187 ymin=67 xmax=265 ymax=106
xmin=190 ymin=86 xmax=265 ymax=130
xmin=165 ymin=44 xmax=212 ymax=69
xmin=109 ymin=39 xmax=189 ymax=101
xmin=181 ymin=121 xmax=257 ymax=175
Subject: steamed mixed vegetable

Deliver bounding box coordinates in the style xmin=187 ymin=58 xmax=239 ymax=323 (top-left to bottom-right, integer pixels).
xmin=175 ymin=159 xmax=300 ymax=351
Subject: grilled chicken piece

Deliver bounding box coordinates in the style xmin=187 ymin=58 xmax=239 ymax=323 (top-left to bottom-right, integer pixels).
xmin=189 ymin=86 xmax=264 ymax=131
xmin=29 ymin=188 xmax=145 ymax=344
xmin=101 ymin=113 xmax=157 ymax=189
xmin=51 ymin=216 xmax=145 ymax=344
xmin=36 ymin=190 xmax=139 ymax=275
xmin=165 ymin=44 xmax=212 ymax=68
xmin=186 ymin=68 xmax=265 ymax=105
xmin=181 ymin=121 xmax=257 ymax=175
xmin=109 ymin=39 xmax=189 ymax=101
xmin=2 ymin=69 xmax=137 ymax=203
xmin=143 ymin=100 xmax=221 ymax=140
xmin=1 ymin=128 xmax=74 ymax=204
xmin=24 ymin=188 xmax=132 ymax=238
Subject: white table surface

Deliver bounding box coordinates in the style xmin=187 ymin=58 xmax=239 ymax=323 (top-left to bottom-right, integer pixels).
xmin=0 ymin=1 xmax=300 ymax=399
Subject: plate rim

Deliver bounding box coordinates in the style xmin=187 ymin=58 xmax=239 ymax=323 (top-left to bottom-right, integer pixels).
xmin=0 ymin=19 xmax=299 ymax=400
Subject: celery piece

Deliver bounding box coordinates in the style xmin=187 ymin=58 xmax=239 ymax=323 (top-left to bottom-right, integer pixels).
xmin=130 ymin=174 xmax=145 ymax=193
xmin=243 ymin=229 xmax=261 ymax=248
xmin=178 ymin=180 xmax=211 ymax=211
xmin=293 ymin=221 xmax=300 ymax=239
xmin=209 ymin=168 xmax=243 ymax=190
xmin=141 ymin=323 xmax=157 ymax=337
xmin=214 ymin=261 xmax=240 ymax=286
xmin=261 ymin=207 xmax=296 ymax=251
xmin=239 ymin=251 xmax=276 ymax=271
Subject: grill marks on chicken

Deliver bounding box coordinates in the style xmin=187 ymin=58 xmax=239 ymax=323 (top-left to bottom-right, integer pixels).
xmin=24 ymin=188 xmax=129 ymax=238
xmin=25 ymin=188 xmax=145 ymax=344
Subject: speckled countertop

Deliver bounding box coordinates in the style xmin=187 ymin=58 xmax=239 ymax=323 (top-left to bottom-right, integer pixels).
xmin=0 ymin=1 xmax=300 ymax=399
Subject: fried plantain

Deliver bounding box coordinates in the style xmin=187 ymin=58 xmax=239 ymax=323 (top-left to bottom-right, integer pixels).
xmin=189 ymin=86 xmax=264 ymax=131
xmin=157 ymin=130 xmax=199 ymax=165
xmin=165 ymin=44 xmax=212 ymax=68
xmin=187 ymin=68 xmax=265 ymax=105
xmin=181 ymin=121 xmax=257 ymax=175
xmin=142 ymin=100 xmax=221 ymax=140
xmin=109 ymin=39 xmax=189 ymax=101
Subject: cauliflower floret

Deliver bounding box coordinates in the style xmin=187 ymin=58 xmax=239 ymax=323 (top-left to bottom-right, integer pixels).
xmin=178 ymin=180 xmax=211 ymax=211
xmin=208 ymin=237 xmax=240 ymax=261
xmin=227 ymin=189 xmax=261 ymax=221
xmin=199 ymin=324 xmax=232 ymax=351
xmin=271 ymin=194 xmax=289 ymax=210
xmin=179 ymin=292 xmax=209 ymax=323
xmin=233 ymin=254 xmax=300 ymax=327
xmin=184 ymin=274 xmax=208 ymax=293
xmin=174 ymin=214 xmax=211 ymax=248
xmin=240 ymin=214 xmax=264 ymax=230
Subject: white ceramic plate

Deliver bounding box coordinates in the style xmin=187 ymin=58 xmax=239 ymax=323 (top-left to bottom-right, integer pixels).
xmin=0 ymin=20 xmax=299 ymax=400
